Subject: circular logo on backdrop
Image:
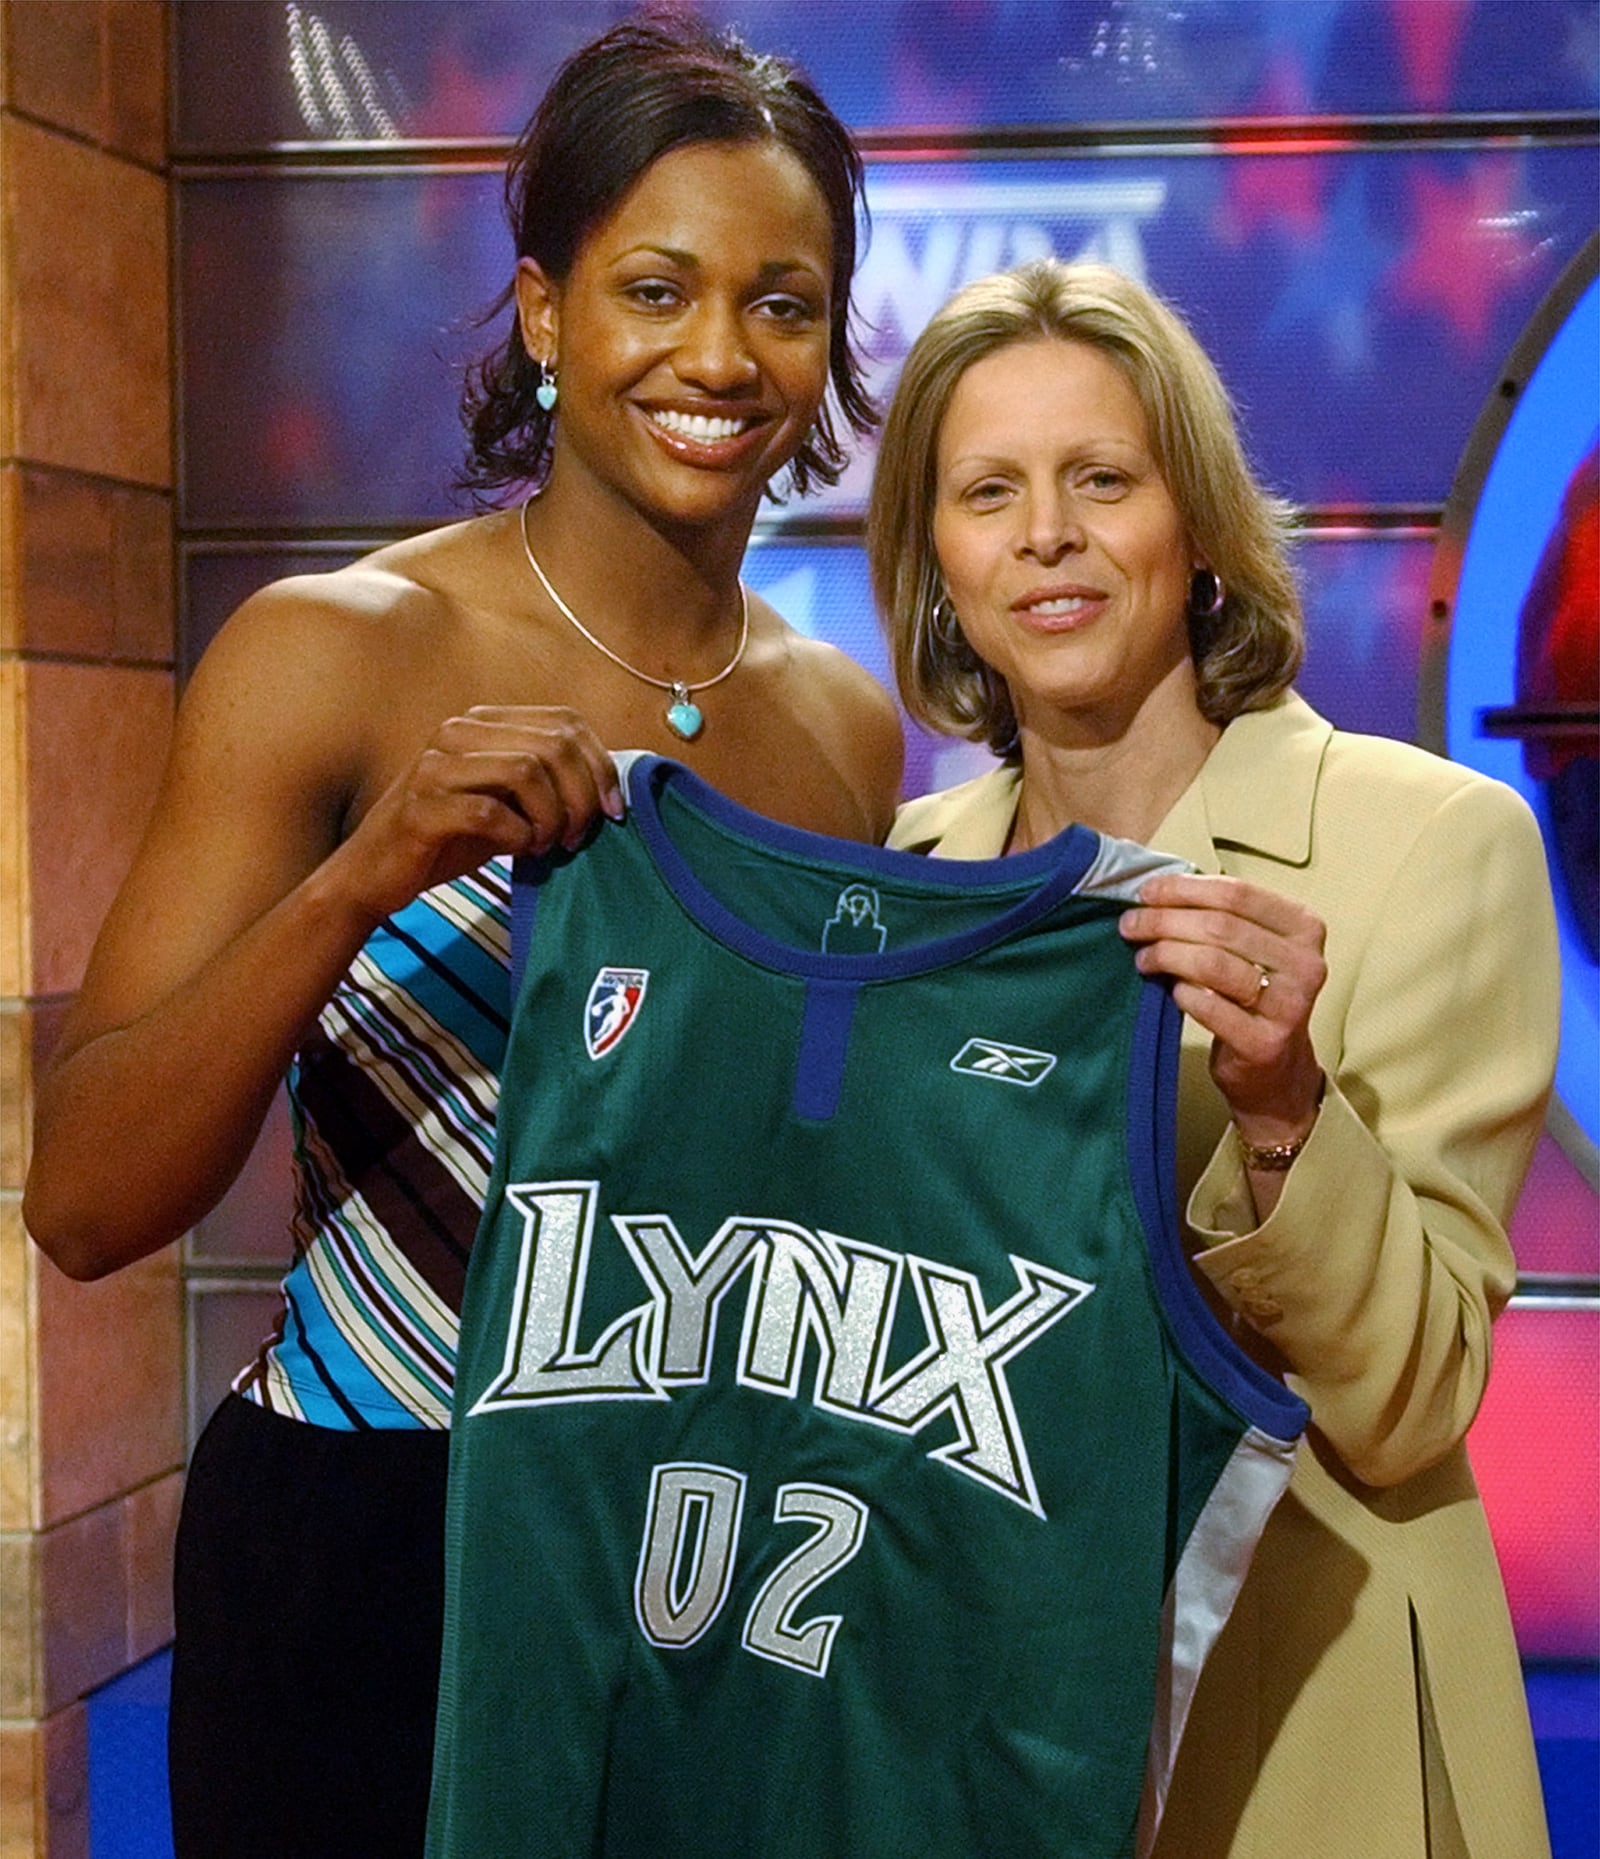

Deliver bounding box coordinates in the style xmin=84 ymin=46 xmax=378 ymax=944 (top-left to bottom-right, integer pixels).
xmin=1421 ymin=234 xmax=1599 ymax=1184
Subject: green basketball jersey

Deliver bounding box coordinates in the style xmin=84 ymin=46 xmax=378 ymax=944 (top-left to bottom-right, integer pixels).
xmin=428 ymin=754 xmax=1306 ymax=1859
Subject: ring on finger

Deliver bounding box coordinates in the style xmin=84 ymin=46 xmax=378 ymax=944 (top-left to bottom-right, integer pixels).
xmin=1250 ymin=962 xmax=1272 ymax=1006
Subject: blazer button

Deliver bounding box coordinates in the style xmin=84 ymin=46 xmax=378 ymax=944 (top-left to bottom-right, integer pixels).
xmin=1243 ymin=1295 xmax=1284 ymax=1326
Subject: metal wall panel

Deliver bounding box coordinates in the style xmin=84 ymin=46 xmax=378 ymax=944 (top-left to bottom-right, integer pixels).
xmin=171 ymin=0 xmax=1600 ymax=1669
xmin=178 ymin=145 xmax=1598 ymax=526
xmin=174 ymin=0 xmax=1600 ymax=150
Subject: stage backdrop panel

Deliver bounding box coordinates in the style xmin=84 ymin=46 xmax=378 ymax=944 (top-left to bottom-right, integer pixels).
xmin=177 ymin=145 xmax=1597 ymax=527
xmin=172 ymin=0 xmax=1600 ymax=1664
xmin=174 ymin=0 xmax=1600 ymax=150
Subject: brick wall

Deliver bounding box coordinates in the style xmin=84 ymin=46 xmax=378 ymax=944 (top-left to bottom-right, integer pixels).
xmin=0 ymin=7 xmax=179 ymax=1855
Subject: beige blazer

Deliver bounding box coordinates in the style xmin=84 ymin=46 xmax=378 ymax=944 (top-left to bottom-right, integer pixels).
xmin=891 ymin=693 xmax=1558 ymax=1859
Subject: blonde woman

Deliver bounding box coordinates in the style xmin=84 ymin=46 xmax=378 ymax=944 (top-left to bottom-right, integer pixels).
xmin=870 ymin=257 xmax=1556 ymax=1859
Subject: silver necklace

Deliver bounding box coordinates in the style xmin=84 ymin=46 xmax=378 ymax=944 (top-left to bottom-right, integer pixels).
xmin=518 ymin=495 xmax=749 ymax=741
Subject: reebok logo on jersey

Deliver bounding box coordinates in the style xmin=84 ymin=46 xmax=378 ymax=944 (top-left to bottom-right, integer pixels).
xmin=950 ymin=1038 xmax=1058 ymax=1086
xmin=585 ymin=968 xmax=649 ymax=1059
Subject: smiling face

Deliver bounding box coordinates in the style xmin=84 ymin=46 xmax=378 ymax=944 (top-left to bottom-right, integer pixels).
xmin=518 ymin=138 xmax=834 ymax=536
xmin=932 ymin=336 xmax=1200 ymax=745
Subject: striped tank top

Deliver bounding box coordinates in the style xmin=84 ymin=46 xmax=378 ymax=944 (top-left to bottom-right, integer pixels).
xmin=233 ymin=859 xmax=511 ymax=1429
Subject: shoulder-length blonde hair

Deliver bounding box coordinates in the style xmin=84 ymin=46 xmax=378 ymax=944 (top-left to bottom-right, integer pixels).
xmin=867 ymin=259 xmax=1303 ymax=756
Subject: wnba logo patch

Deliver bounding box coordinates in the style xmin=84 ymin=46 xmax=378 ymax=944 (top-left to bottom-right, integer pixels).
xmin=584 ymin=968 xmax=649 ymax=1059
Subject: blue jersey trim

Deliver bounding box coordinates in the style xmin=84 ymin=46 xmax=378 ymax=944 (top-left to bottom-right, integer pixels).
xmin=1127 ymin=984 xmax=1309 ymax=1442
xmin=793 ymin=981 xmax=860 ymax=1122
xmin=626 ymin=755 xmax=1104 ymax=982
xmin=509 ymin=860 xmax=541 ymax=990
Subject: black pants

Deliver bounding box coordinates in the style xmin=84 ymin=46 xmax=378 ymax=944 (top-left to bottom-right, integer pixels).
xmin=169 ymin=1395 xmax=450 ymax=1859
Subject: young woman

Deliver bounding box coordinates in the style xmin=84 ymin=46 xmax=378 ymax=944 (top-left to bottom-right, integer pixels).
xmin=24 ymin=17 xmax=901 ymax=1855
xmin=870 ymin=259 xmax=1556 ymax=1858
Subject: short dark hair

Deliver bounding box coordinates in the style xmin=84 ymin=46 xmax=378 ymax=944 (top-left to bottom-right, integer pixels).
xmin=460 ymin=10 xmax=874 ymax=501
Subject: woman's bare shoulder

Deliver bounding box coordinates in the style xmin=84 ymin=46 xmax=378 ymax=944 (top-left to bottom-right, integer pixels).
xmin=756 ymin=601 xmax=892 ymax=719
xmin=192 ymin=516 xmax=503 ymax=708
xmin=768 ymin=618 xmax=904 ymax=826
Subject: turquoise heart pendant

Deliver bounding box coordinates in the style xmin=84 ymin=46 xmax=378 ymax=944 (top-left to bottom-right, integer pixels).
xmin=665 ymin=687 xmax=704 ymax=740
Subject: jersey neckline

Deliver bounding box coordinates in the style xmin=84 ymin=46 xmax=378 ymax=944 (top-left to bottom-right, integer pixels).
xmin=621 ymin=752 xmax=1107 ymax=983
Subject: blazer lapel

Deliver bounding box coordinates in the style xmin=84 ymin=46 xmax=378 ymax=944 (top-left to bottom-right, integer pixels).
xmin=1155 ymin=693 xmax=1332 ymax=873
xmin=898 ymin=694 xmax=1333 ymax=871
xmin=1151 ymin=770 xmax=1223 ymax=873
xmin=894 ymin=765 xmax=1021 ymax=858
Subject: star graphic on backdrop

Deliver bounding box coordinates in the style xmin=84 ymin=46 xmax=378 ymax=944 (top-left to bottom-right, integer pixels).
xmin=1565 ymin=10 xmax=1600 ymax=93
xmin=1298 ymin=537 xmax=1433 ymax=741
xmin=1260 ymin=167 xmax=1396 ymax=376
xmin=405 ymin=44 xmax=530 ymax=140
xmin=364 ymin=40 xmax=532 ymax=242
xmin=1213 ymin=53 xmax=1329 ymax=247
xmin=1304 ymin=540 xmax=1394 ymax=669
xmin=1269 ymin=0 xmax=1344 ymax=99
xmin=1388 ymin=158 xmax=1545 ymax=353
xmin=264 ymin=401 xmax=335 ymax=489
xmin=1385 ymin=0 xmax=1472 ymax=113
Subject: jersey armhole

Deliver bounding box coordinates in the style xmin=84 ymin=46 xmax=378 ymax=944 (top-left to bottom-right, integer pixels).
xmin=509 ymin=859 xmax=541 ymax=991
xmin=1126 ymin=983 xmax=1309 ymax=1444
